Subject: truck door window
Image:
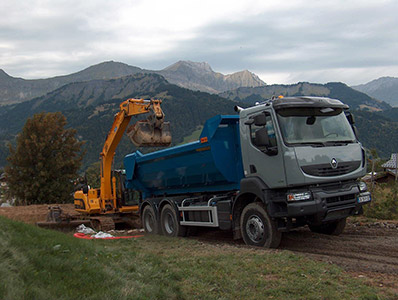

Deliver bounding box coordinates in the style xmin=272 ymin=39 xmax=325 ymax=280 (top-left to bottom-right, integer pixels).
xmin=249 ymin=112 xmax=278 ymax=155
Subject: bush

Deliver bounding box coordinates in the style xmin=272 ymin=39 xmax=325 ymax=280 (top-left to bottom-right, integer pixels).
xmin=363 ymin=182 xmax=398 ymax=220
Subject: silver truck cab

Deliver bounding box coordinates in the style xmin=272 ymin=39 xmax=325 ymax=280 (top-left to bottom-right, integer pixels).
xmin=236 ymin=96 xmax=371 ymax=237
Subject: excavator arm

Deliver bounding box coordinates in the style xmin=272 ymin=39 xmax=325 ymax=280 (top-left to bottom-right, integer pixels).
xmin=74 ymin=98 xmax=171 ymax=215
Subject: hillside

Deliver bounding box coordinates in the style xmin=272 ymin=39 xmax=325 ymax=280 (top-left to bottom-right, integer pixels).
xmin=1 ymin=73 xmax=398 ymax=169
xmin=354 ymin=110 xmax=398 ymax=158
xmin=0 ymin=73 xmax=237 ymax=169
xmin=0 ymin=61 xmax=265 ymax=105
xmin=0 ymin=61 xmax=143 ymax=105
xmin=352 ymin=76 xmax=398 ymax=107
xmin=220 ymin=82 xmax=392 ymax=111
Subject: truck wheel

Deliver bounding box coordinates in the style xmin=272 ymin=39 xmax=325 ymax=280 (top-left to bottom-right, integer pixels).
xmin=309 ymin=218 xmax=346 ymax=235
xmin=240 ymin=202 xmax=281 ymax=248
xmin=142 ymin=205 xmax=159 ymax=234
xmin=160 ymin=204 xmax=187 ymax=237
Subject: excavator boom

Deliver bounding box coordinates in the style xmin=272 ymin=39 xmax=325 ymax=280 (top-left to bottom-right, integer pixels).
xmin=74 ymin=98 xmax=171 ymax=218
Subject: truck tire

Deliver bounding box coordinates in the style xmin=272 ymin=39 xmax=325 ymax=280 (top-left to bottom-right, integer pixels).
xmin=240 ymin=202 xmax=281 ymax=248
xmin=142 ymin=205 xmax=159 ymax=234
xmin=160 ymin=204 xmax=187 ymax=237
xmin=309 ymin=218 xmax=346 ymax=235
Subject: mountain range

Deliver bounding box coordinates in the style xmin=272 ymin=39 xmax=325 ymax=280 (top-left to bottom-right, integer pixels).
xmin=220 ymin=82 xmax=391 ymax=111
xmin=0 ymin=60 xmax=398 ymax=169
xmin=352 ymin=77 xmax=398 ymax=107
xmin=0 ymin=60 xmax=265 ymax=105
xmin=0 ymin=73 xmax=239 ymax=168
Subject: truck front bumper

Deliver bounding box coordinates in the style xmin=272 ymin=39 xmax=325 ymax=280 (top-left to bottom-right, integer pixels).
xmin=285 ymin=182 xmax=371 ymax=224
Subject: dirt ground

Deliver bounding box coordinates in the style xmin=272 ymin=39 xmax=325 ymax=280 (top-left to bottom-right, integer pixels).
xmin=0 ymin=204 xmax=77 ymax=224
xmin=1 ymin=205 xmax=397 ymax=295
xmin=189 ymin=220 xmax=398 ymax=296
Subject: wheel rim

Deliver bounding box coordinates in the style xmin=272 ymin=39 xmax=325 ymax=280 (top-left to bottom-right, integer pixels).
xmin=144 ymin=211 xmax=154 ymax=232
xmin=246 ymin=215 xmax=265 ymax=242
xmin=164 ymin=212 xmax=175 ymax=234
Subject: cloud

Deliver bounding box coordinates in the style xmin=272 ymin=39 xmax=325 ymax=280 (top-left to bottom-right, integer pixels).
xmin=0 ymin=0 xmax=397 ymax=85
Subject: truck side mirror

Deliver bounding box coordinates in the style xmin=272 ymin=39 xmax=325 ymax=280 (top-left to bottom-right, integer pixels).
xmin=255 ymin=127 xmax=270 ymax=147
xmin=352 ymin=125 xmax=359 ymax=138
xmin=244 ymin=119 xmax=254 ymax=126
xmin=253 ymin=114 xmax=267 ymax=126
xmin=345 ymin=112 xmax=355 ymax=125
xmin=254 ymin=128 xmax=278 ymax=156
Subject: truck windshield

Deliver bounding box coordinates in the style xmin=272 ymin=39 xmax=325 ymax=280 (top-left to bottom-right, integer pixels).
xmin=276 ymin=107 xmax=356 ymax=146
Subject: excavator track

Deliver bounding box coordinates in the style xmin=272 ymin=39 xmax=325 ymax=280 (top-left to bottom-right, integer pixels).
xmin=90 ymin=216 xmax=115 ymax=231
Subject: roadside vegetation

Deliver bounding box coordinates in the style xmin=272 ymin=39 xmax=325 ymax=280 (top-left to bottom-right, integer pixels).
xmin=363 ymin=182 xmax=398 ymax=220
xmin=363 ymin=149 xmax=398 ymax=220
xmin=0 ymin=216 xmax=386 ymax=300
xmin=5 ymin=112 xmax=84 ymax=205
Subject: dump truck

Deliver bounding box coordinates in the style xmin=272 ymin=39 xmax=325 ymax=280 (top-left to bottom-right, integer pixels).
xmin=123 ymin=96 xmax=371 ymax=248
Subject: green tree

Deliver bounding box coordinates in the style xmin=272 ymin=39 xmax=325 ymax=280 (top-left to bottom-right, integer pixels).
xmin=5 ymin=112 xmax=84 ymax=205
xmin=85 ymin=161 xmax=101 ymax=189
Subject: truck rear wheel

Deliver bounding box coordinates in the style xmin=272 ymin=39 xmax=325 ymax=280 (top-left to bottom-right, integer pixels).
xmin=142 ymin=205 xmax=159 ymax=234
xmin=160 ymin=204 xmax=187 ymax=237
xmin=309 ymin=218 xmax=346 ymax=235
xmin=240 ymin=202 xmax=281 ymax=248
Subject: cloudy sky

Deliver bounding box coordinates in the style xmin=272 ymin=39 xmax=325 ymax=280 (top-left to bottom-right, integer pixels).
xmin=0 ymin=0 xmax=397 ymax=85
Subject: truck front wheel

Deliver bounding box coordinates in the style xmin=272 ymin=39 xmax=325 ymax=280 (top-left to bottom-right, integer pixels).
xmin=240 ymin=202 xmax=281 ymax=248
xmin=309 ymin=218 xmax=346 ymax=235
xmin=142 ymin=205 xmax=159 ymax=234
xmin=160 ymin=204 xmax=187 ymax=237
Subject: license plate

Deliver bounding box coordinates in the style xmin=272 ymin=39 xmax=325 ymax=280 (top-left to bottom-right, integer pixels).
xmin=357 ymin=194 xmax=371 ymax=203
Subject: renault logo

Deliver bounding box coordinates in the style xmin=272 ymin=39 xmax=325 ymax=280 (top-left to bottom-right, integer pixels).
xmin=331 ymin=158 xmax=338 ymax=169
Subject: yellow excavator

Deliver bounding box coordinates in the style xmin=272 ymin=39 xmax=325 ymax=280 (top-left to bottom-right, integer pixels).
xmin=73 ymin=98 xmax=171 ymax=230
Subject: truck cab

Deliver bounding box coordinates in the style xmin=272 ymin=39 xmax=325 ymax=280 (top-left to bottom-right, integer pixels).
xmin=235 ymin=97 xmax=370 ymax=245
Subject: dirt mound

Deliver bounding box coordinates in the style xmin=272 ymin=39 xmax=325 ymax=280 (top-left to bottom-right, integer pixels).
xmin=0 ymin=204 xmax=77 ymax=224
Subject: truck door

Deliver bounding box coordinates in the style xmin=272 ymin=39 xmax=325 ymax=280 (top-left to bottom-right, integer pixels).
xmin=241 ymin=111 xmax=286 ymax=188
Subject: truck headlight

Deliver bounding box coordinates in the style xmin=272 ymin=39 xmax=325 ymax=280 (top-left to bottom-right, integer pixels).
xmin=287 ymin=192 xmax=311 ymax=202
xmin=359 ymin=181 xmax=368 ymax=192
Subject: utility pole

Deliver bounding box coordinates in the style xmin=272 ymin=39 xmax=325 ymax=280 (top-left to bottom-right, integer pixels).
xmin=393 ymin=153 xmax=398 ymax=206
xmin=371 ymin=157 xmax=375 ymax=193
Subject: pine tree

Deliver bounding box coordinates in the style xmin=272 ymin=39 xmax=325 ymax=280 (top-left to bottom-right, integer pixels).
xmin=5 ymin=112 xmax=84 ymax=205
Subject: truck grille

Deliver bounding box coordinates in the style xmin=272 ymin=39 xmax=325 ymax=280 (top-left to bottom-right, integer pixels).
xmin=324 ymin=193 xmax=356 ymax=207
xmin=301 ymin=161 xmax=361 ymax=177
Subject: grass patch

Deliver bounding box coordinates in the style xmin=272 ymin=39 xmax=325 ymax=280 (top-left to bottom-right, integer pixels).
xmin=364 ymin=182 xmax=398 ymax=220
xmin=0 ymin=216 xmax=386 ymax=299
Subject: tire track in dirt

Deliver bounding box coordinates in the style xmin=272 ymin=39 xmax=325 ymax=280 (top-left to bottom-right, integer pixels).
xmin=189 ymin=222 xmax=398 ymax=276
xmin=279 ymin=223 xmax=398 ymax=274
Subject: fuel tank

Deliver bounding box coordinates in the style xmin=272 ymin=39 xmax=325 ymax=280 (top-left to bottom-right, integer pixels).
xmin=124 ymin=115 xmax=244 ymax=197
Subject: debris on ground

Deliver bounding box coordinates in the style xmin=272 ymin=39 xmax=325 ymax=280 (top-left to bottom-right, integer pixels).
xmin=93 ymin=231 xmax=114 ymax=239
xmin=76 ymin=224 xmax=96 ymax=235
xmin=74 ymin=224 xmax=144 ymax=240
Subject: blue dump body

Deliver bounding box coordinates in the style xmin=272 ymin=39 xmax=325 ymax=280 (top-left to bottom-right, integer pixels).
xmin=124 ymin=115 xmax=244 ymax=198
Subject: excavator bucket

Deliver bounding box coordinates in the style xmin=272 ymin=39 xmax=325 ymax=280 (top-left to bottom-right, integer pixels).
xmin=127 ymin=120 xmax=172 ymax=147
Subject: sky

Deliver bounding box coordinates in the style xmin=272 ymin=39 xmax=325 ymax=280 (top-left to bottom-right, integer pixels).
xmin=0 ymin=0 xmax=397 ymax=85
